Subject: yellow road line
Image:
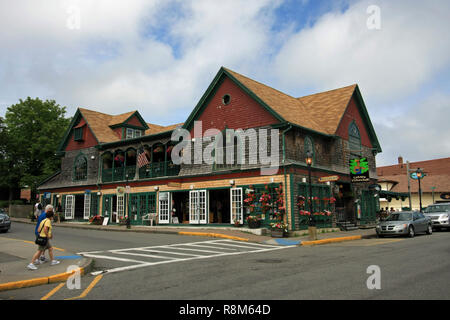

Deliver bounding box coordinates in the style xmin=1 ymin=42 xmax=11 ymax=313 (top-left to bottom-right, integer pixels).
xmin=362 ymin=239 xmax=404 ymax=246
xmin=40 ymin=283 xmax=65 ymax=300
xmin=65 ymin=275 xmax=103 ymax=300
xmin=2 ymin=237 xmax=65 ymax=251
xmin=178 ymin=231 xmax=249 ymax=242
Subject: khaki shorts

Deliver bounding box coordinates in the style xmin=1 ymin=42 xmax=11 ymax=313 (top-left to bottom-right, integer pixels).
xmin=38 ymin=240 xmax=52 ymax=252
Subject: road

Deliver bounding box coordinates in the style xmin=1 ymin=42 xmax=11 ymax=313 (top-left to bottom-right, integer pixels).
xmin=1 ymin=222 xmax=449 ymax=300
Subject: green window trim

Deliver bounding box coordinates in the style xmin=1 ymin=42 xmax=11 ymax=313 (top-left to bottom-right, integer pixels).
xmin=349 ymin=121 xmax=362 ymax=157
xmin=74 ymin=127 xmax=84 ymax=141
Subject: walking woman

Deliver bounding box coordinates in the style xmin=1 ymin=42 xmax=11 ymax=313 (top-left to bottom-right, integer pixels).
xmin=27 ymin=206 xmax=60 ymax=270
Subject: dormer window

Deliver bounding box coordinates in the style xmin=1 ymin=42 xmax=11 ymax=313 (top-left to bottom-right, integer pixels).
xmin=125 ymin=128 xmax=143 ymax=140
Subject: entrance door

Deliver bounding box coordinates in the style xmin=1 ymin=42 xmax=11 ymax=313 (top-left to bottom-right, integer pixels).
xmin=189 ymin=190 xmax=208 ymax=224
xmin=230 ymin=188 xmax=243 ymax=224
xmin=159 ymin=192 xmax=171 ymax=224
xmin=102 ymin=195 xmax=114 ymax=223
xmin=65 ymin=195 xmax=75 ymax=220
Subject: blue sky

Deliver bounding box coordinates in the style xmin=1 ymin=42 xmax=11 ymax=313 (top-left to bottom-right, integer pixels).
xmin=0 ymin=0 xmax=449 ymax=167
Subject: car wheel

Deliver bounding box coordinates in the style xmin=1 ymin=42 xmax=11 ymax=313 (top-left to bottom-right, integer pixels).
xmin=408 ymin=226 xmax=415 ymax=238
xmin=426 ymin=224 xmax=432 ymax=235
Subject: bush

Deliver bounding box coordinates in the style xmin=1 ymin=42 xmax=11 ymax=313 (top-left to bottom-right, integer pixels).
xmin=0 ymin=201 xmax=9 ymax=208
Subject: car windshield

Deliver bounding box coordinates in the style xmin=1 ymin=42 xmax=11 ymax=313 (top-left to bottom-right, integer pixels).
xmin=424 ymin=205 xmax=450 ymax=213
xmin=385 ymin=212 xmax=412 ymax=221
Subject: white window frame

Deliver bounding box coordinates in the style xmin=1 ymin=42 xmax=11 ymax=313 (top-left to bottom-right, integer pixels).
xmin=84 ymin=193 xmax=91 ymax=220
xmin=117 ymin=194 xmax=125 ymax=219
xmin=230 ymin=188 xmax=243 ymax=224
xmin=65 ymin=195 xmax=75 ymax=220
xmin=159 ymin=192 xmax=170 ymax=224
xmin=189 ymin=190 xmax=208 ymax=224
xmin=126 ymin=128 xmax=134 ymax=139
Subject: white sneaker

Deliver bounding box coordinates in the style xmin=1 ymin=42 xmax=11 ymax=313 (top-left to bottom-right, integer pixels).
xmin=27 ymin=263 xmax=38 ymax=270
xmin=33 ymin=260 xmax=40 ymax=265
xmin=51 ymin=260 xmax=60 ymax=266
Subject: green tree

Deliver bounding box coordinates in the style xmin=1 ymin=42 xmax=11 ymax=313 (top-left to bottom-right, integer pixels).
xmin=3 ymin=97 xmax=71 ymax=200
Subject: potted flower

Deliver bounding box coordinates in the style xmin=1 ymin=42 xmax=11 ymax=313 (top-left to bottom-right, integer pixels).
xmin=89 ymin=215 xmax=103 ymax=225
xmin=244 ymin=188 xmax=257 ymax=213
xmin=246 ymin=215 xmax=262 ymax=229
xmin=270 ymin=222 xmax=288 ymax=238
xmin=119 ymin=216 xmax=128 ymax=226
xmin=233 ymin=218 xmax=242 ymax=227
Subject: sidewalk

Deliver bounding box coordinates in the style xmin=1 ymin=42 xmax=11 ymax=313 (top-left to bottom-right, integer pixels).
xmin=0 ymin=236 xmax=92 ymax=291
xmin=10 ymin=217 xmax=377 ymax=246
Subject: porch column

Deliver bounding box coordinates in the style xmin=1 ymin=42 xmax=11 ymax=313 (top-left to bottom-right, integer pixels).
xmin=164 ymin=144 xmax=168 ymax=176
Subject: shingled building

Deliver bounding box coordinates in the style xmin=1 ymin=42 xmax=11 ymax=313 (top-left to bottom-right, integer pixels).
xmin=38 ymin=67 xmax=382 ymax=231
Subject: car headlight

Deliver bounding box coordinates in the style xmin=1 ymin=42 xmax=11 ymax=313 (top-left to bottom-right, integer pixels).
xmin=441 ymin=214 xmax=449 ymax=219
xmin=395 ymin=224 xmax=407 ymax=229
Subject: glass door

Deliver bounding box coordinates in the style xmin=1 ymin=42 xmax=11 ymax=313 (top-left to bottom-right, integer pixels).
xmin=159 ymin=192 xmax=170 ymax=224
xmin=190 ymin=190 xmax=208 ymax=224
xmin=230 ymin=188 xmax=243 ymax=224
xmin=65 ymin=195 xmax=75 ymax=220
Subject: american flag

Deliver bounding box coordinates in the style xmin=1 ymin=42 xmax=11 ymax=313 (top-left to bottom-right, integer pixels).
xmin=137 ymin=149 xmax=150 ymax=168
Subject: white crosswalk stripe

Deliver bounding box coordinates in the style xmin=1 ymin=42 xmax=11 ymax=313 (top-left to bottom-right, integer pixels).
xmin=78 ymin=239 xmax=293 ymax=276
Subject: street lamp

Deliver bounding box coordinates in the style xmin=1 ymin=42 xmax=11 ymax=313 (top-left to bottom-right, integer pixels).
xmin=415 ymin=168 xmax=424 ymax=212
xmin=306 ymin=151 xmax=315 ymax=229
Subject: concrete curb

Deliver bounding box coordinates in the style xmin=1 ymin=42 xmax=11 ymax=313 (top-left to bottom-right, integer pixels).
xmin=0 ymin=258 xmax=94 ymax=292
xmin=177 ymin=231 xmax=249 ymax=242
xmin=300 ymin=235 xmax=362 ymax=246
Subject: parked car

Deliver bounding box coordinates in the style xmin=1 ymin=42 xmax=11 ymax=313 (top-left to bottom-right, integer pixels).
xmin=423 ymin=203 xmax=450 ymax=231
xmin=376 ymin=211 xmax=432 ymax=238
xmin=0 ymin=209 xmax=11 ymax=233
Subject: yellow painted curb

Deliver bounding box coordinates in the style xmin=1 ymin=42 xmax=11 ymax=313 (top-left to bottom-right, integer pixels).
xmin=0 ymin=267 xmax=86 ymax=292
xmin=301 ymin=235 xmax=362 ymax=246
xmin=178 ymin=231 xmax=249 ymax=242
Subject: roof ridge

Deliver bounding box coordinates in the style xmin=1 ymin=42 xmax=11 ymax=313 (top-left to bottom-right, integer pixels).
xmin=223 ymin=67 xmax=297 ymax=100
xmin=297 ymin=84 xmax=357 ymax=100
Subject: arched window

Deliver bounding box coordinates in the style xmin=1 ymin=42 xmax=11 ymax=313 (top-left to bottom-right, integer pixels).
xmin=304 ymin=136 xmax=314 ymax=164
xmin=74 ymin=154 xmax=87 ymax=181
xmin=349 ymin=122 xmax=361 ymax=156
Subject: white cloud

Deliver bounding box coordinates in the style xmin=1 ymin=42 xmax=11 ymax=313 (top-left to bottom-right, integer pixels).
xmin=375 ymin=91 xmax=450 ymax=166
xmin=273 ymin=0 xmax=450 ymax=104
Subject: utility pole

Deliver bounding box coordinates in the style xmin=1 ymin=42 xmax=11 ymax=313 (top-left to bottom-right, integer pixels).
xmin=406 ymin=161 xmax=412 ymax=209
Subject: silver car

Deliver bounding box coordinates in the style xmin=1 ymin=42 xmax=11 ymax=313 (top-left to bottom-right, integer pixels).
xmin=376 ymin=211 xmax=432 ymax=238
xmin=423 ymin=203 xmax=450 ymax=231
xmin=0 ymin=210 xmax=11 ymax=233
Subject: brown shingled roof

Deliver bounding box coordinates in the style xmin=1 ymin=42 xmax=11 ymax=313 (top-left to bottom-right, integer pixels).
xmin=224 ymin=68 xmax=356 ymax=135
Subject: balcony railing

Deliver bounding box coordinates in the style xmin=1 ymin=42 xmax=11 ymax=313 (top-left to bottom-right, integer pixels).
xmin=138 ymin=161 xmax=180 ymax=179
xmin=103 ymin=162 xmax=180 ymax=183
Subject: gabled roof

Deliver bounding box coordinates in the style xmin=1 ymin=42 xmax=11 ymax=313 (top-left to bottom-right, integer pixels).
xmin=183 ymin=67 xmax=380 ymax=151
xmin=296 ymin=84 xmax=357 ymax=135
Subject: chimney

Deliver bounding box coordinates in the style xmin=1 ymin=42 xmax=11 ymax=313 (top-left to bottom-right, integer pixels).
xmin=398 ymin=156 xmax=403 ymax=165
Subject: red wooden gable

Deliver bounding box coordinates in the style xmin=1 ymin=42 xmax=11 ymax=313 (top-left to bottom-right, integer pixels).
xmin=190 ymin=76 xmax=280 ymax=138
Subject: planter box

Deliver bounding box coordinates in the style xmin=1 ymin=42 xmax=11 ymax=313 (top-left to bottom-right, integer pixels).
xmin=248 ymin=220 xmax=261 ymax=229
xmin=271 ymin=228 xmax=285 ymax=238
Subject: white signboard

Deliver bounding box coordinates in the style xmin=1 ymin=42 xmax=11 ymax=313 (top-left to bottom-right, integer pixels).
xmin=102 ymin=217 xmax=109 ymax=226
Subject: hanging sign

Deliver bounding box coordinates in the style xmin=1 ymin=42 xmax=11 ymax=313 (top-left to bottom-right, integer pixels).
xmin=20 ymin=189 xmax=31 ymax=201
xmin=318 ymin=175 xmax=340 ymax=183
xmin=349 ymin=157 xmax=370 ymax=183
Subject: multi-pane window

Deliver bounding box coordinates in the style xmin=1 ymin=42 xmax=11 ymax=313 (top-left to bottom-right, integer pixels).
xmin=74 ymin=155 xmax=87 ymax=181
xmin=125 ymin=128 xmax=143 ymax=140
xmin=349 ymin=122 xmax=361 ymax=156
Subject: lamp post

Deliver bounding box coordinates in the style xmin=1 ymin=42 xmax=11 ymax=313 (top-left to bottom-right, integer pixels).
xmin=415 ymin=168 xmax=424 ymax=212
xmin=306 ymin=151 xmax=316 ymax=240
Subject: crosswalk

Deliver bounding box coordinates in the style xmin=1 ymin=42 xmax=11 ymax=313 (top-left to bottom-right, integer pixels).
xmin=78 ymin=239 xmax=292 ymax=276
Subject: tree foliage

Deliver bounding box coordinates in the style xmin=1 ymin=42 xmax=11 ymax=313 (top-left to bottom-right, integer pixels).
xmin=1 ymin=97 xmax=71 ymax=196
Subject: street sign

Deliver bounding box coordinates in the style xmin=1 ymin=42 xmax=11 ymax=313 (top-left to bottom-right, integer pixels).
xmin=20 ymin=189 xmax=31 ymax=201
xmin=410 ymin=172 xmax=427 ymax=180
xmin=318 ymin=175 xmax=340 ymax=183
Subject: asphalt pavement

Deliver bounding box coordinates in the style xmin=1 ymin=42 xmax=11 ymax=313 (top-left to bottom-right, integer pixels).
xmin=1 ymin=220 xmax=449 ymax=300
